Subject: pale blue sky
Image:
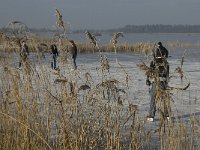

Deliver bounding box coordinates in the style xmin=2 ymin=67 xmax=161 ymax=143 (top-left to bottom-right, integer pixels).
xmin=0 ymin=0 xmax=200 ymax=30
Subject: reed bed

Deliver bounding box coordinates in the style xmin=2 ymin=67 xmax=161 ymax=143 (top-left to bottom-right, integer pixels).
xmin=0 ymin=10 xmax=200 ymax=149
xmin=1 ymin=33 xmax=200 ymax=55
xmin=0 ymin=42 xmax=200 ymax=150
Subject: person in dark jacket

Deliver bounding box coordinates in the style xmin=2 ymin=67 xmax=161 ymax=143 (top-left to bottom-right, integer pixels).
xmin=154 ymin=42 xmax=168 ymax=59
xmin=146 ymin=42 xmax=170 ymax=122
xmin=68 ymin=40 xmax=77 ymax=70
xmin=19 ymin=41 xmax=29 ymax=68
xmin=50 ymin=44 xmax=59 ymax=69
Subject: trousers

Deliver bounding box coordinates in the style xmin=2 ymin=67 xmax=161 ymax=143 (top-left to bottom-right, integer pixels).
xmin=149 ymin=81 xmax=169 ymax=118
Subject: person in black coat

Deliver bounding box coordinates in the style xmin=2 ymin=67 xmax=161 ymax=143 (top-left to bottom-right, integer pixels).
xmin=50 ymin=44 xmax=59 ymax=69
xmin=155 ymin=42 xmax=168 ymax=58
xmin=146 ymin=42 xmax=170 ymax=122
xmin=68 ymin=40 xmax=77 ymax=70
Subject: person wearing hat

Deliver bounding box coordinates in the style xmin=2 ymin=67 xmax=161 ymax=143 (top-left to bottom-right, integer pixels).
xmin=146 ymin=42 xmax=170 ymax=122
xmin=155 ymin=42 xmax=168 ymax=58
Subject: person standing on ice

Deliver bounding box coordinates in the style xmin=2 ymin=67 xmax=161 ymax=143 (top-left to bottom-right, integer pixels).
xmin=68 ymin=40 xmax=78 ymax=70
xmin=146 ymin=42 xmax=170 ymax=122
xmin=18 ymin=41 xmax=29 ymax=68
xmin=50 ymin=44 xmax=59 ymax=69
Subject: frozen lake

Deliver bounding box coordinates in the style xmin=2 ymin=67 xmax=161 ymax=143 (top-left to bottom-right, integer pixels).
xmin=2 ymin=49 xmax=199 ymax=118
xmin=1 ymin=49 xmax=200 ymax=149
xmin=1 ymin=46 xmax=200 ymax=115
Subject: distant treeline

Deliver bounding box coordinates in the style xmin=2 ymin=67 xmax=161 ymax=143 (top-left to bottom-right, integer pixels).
xmin=2 ymin=24 xmax=200 ymax=34
xmin=115 ymin=24 xmax=200 ymax=33
xmin=75 ymin=24 xmax=200 ymax=34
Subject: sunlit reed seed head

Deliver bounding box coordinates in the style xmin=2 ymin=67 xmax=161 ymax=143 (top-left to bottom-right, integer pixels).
xmin=55 ymin=9 xmax=65 ymax=31
xmin=111 ymin=32 xmax=124 ymax=46
xmin=85 ymin=31 xmax=98 ymax=48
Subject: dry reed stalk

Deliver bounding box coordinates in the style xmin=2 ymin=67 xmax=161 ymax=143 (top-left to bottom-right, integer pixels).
xmin=1 ymin=28 xmax=200 ymax=150
xmin=0 ymin=112 xmax=53 ymax=150
xmin=111 ymin=32 xmax=124 ymax=46
xmin=111 ymin=32 xmax=124 ymax=63
xmin=55 ymin=9 xmax=65 ymax=32
xmin=85 ymin=31 xmax=99 ymax=53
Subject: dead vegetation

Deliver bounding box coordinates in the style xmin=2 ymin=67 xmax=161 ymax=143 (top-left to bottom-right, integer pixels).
xmin=0 ymin=11 xmax=200 ymax=150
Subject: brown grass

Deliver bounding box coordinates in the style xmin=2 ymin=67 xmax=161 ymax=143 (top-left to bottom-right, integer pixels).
xmin=0 ymin=43 xmax=199 ymax=149
xmin=0 ymin=11 xmax=200 ymax=149
xmin=1 ymin=33 xmax=200 ymax=55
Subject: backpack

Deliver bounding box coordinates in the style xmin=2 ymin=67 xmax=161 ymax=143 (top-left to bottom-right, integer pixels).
xmin=154 ymin=58 xmax=169 ymax=79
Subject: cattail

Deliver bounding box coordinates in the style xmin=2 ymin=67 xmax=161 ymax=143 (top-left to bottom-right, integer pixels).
xmin=54 ymin=78 xmax=68 ymax=84
xmin=96 ymin=79 xmax=119 ymax=88
xmin=78 ymin=84 xmax=91 ymax=91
